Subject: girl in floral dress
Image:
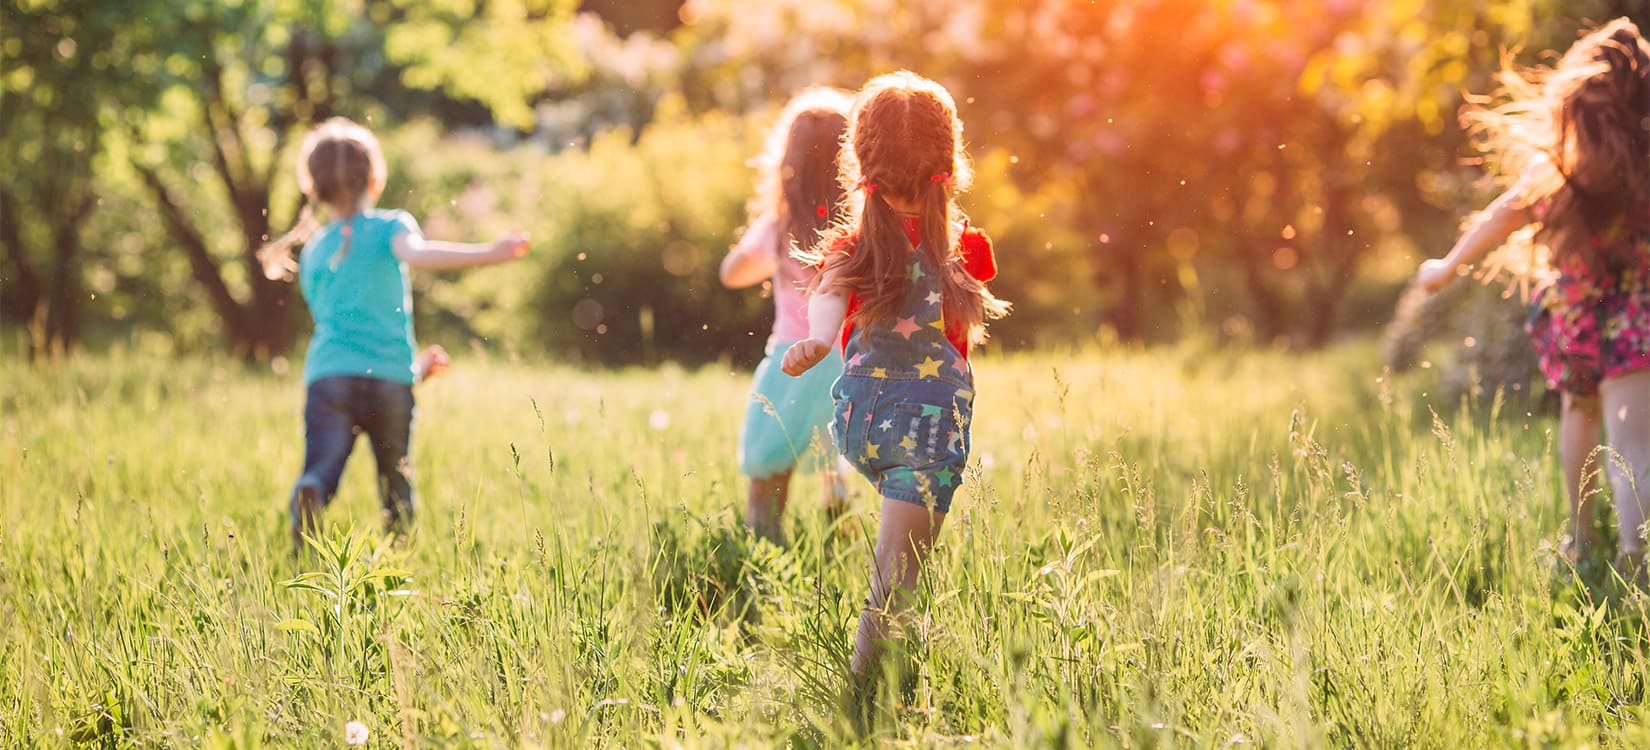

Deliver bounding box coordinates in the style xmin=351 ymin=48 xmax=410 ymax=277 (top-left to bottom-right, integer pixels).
xmin=1417 ymin=18 xmax=1649 ymax=570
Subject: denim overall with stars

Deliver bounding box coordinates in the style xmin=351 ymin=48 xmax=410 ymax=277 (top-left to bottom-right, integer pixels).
xmin=829 ymin=242 xmax=974 ymax=512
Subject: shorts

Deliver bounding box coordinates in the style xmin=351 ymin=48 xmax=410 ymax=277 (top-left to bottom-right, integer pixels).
xmin=739 ymin=341 xmax=842 ymax=477
xmin=1526 ymin=264 xmax=1650 ymax=397
xmin=830 ymin=373 xmax=973 ymax=513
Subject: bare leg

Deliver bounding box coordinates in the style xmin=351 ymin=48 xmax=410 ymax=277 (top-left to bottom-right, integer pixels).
xmin=747 ymin=472 xmax=791 ymax=544
xmin=851 ymin=498 xmax=946 ymax=678
xmin=1600 ymin=371 xmax=1650 ymax=569
xmin=821 ymin=457 xmax=851 ymax=522
xmin=1559 ymin=391 xmax=1604 ymax=561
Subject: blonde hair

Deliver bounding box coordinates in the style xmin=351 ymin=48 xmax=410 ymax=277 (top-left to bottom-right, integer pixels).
xmin=1473 ymin=18 xmax=1650 ymax=280
xmin=258 ymin=118 xmax=388 ymax=281
xmin=805 ymin=71 xmax=1008 ymax=345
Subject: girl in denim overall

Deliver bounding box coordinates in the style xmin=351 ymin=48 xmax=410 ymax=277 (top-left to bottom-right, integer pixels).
xmin=259 ymin=118 xmax=529 ymax=550
xmin=784 ymin=72 xmax=1009 ymax=680
xmin=1415 ymin=19 xmax=1649 ymax=572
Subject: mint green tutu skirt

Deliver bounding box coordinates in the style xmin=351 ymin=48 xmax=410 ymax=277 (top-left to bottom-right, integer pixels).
xmin=739 ymin=341 xmax=843 ymax=477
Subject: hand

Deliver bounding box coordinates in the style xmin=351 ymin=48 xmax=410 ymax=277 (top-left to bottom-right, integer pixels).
xmin=781 ymin=337 xmax=832 ymax=376
xmin=1416 ymin=258 xmax=1459 ymax=294
xmin=414 ymin=345 xmax=450 ymax=382
xmin=492 ymin=231 xmax=529 ymax=262
xmin=259 ymin=249 xmax=298 ymax=282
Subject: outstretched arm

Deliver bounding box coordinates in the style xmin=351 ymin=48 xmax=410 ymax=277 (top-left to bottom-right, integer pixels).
xmin=720 ymin=248 xmax=776 ymax=288
xmin=720 ymin=216 xmax=779 ymax=289
xmin=781 ymin=265 xmax=846 ymax=376
xmin=720 ymin=247 xmax=777 ymax=288
xmin=1416 ymin=186 xmax=1534 ymax=293
xmin=393 ymin=230 xmax=528 ymax=271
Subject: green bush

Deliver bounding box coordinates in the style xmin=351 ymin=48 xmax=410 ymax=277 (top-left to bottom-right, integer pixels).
xmin=527 ymin=103 xmax=766 ymax=366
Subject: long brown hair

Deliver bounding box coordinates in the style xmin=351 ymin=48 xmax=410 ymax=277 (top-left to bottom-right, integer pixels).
xmin=807 ymin=71 xmax=1008 ymax=345
xmin=257 ymin=117 xmax=387 ymax=280
xmin=1471 ymin=18 xmax=1650 ymax=277
xmin=748 ymin=87 xmax=851 ymax=287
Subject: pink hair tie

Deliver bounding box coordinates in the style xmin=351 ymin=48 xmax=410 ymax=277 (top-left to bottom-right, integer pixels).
xmin=856 ymin=176 xmax=878 ymax=195
xmin=930 ymin=172 xmax=952 ymax=183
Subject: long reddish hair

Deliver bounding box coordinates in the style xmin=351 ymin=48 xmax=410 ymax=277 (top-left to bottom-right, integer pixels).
xmin=1472 ymin=18 xmax=1650 ymax=277
xmin=805 ymin=71 xmax=1008 ymax=345
xmin=747 ymin=87 xmax=851 ymax=288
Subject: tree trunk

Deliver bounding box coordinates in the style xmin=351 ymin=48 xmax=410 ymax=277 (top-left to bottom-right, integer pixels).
xmin=1109 ymin=235 xmax=1143 ymax=341
xmin=134 ymin=161 xmax=255 ymax=354
xmin=0 ymin=186 xmax=41 ymax=326
xmin=1240 ymin=242 xmax=1285 ymax=341
xmin=1305 ymin=188 xmax=1362 ymax=348
xmin=43 ymin=215 xmax=83 ymax=354
xmin=238 ymin=186 xmax=297 ymax=359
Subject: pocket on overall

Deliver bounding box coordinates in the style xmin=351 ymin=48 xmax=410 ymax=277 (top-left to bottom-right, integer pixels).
xmin=830 ymin=397 xmax=851 ymax=456
xmin=887 ymin=399 xmax=962 ymax=467
xmin=830 ymin=375 xmax=879 ymax=462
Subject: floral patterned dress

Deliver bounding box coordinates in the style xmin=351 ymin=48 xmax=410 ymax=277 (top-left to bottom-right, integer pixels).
xmin=1526 ymin=224 xmax=1650 ymax=396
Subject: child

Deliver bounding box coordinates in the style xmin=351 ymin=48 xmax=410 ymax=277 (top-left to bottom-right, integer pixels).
xmin=1416 ymin=18 xmax=1649 ymax=571
xmin=720 ymin=87 xmax=855 ymax=544
xmin=782 ymin=71 xmax=1009 ymax=678
xmin=258 ymin=117 xmax=528 ymax=548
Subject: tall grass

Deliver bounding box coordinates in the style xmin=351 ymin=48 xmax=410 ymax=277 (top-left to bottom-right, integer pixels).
xmin=1 ymin=343 xmax=1645 ymax=747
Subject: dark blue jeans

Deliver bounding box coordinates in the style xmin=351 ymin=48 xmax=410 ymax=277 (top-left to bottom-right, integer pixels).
xmin=292 ymin=376 xmax=416 ymax=530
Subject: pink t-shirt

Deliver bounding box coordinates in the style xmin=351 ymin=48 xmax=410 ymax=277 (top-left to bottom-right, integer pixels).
xmin=732 ymin=213 xmax=813 ymax=347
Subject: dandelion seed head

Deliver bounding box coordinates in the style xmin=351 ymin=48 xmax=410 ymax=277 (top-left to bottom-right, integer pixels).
xmin=344 ymin=721 xmax=369 ymax=746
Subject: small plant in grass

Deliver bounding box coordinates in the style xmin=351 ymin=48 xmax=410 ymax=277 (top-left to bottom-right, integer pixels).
xmin=277 ymin=529 xmax=414 ymax=690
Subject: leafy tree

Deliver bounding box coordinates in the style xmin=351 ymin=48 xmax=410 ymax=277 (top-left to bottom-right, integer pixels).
xmin=117 ymin=0 xmax=580 ymax=359
xmin=2 ymin=0 xmax=580 ymax=360
xmin=0 ymin=1 xmax=148 ymax=356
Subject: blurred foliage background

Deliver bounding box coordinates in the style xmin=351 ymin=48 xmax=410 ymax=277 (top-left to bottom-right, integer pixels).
xmin=2 ymin=0 xmax=1645 ymax=369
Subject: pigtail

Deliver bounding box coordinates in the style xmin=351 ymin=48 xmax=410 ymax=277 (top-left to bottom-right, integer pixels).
xmin=842 ymin=185 xmax=914 ymax=322
xmin=258 ymin=198 xmax=320 ymax=282
xmin=922 ymin=176 xmax=1009 ymax=344
xmin=325 ymin=140 xmax=360 ymax=265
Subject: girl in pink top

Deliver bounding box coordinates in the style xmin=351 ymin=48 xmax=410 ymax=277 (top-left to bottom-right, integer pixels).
xmin=719 ymin=87 xmax=854 ymax=543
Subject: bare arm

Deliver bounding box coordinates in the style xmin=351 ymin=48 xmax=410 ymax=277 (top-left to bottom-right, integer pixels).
xmin=719 ymin=243 xmax=776 ymax=288
xmin=1417 ymin=185 xmax=1535 ymax=293
xmin=720 ymin=215 xmax=778 ymax=288
xmin=781 ymin=265 xmax=846 ymax=376
xmin=393 ymin=230 xmax=528 ymax=271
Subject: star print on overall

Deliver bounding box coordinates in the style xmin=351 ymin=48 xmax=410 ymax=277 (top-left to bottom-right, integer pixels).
xmin=842 ymin=244 xmax=964 ymax=384
xmin=829 ymin=241 xmax=976 ymax=512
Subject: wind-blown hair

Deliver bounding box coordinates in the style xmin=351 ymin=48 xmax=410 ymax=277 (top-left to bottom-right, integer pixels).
xmin=1472 ymin=18 xmax=1650 ymax=279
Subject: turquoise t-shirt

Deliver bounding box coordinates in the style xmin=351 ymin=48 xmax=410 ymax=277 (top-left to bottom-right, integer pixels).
xmin=299 ymin=209 xmax=420 ymax=386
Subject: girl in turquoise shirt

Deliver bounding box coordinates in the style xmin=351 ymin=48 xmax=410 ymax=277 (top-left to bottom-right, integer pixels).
xmin=259 ymin=118 xmax=527 ymax=549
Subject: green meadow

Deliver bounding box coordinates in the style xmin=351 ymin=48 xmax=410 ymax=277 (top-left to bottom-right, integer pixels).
xmin=3 ymin=344 xmax=1646 ymax=747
